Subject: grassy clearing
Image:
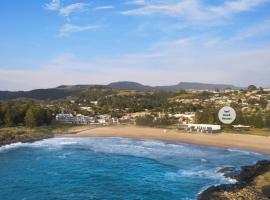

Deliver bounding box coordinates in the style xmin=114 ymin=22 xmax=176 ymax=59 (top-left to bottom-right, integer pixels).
xmin=254 ymin=172 xmax=270 ymax=192
xmin=0 ymin=124 xmax=84 ymax=146
xmin=224 ymin=128 xmax=270 ymax=137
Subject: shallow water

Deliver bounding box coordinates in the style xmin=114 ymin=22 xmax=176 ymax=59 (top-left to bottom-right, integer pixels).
xmin=0 ymin=137 xmax=269 ymax=200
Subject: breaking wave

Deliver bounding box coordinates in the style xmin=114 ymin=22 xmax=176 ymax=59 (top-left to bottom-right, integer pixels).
xmin=0 ymin=136 xmax=269 ymax=200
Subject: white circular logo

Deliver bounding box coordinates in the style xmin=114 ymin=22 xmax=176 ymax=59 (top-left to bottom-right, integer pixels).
xmin=218 ymin=106 xmax=236 ymax=124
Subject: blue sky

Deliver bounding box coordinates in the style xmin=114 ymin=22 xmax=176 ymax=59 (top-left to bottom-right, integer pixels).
xmin=1 ymin=0 xmax=270 ymax=90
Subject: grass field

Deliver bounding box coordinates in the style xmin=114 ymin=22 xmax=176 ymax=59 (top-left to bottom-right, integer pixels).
xmin=224 ymin=128 xmax=270 ymax=137
xmin=0 ymin=124 xmax=86 ymax=146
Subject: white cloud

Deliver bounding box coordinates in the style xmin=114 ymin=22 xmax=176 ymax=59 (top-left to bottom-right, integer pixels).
xmin=59 ymin=3 xmax=89 ymax=17
xmin=59 ymin=23 xmax=98 ymax=36
xmin=2 ymin=39 xmax=270 ymax=90
xmin=126 ymin=0 xmax=147 ymax=6
xmin=94 ymin=6 xmax=115 ymax=10
xmin=45 ymin=0 xmax=61 ymax=11
xmin=210 ymin=0 xmax=267 ymax=16
xmin=231 ymin=20 xmax=270 ymax=41
xmin=122 ymin=0 xmax=202 ymax=16
xmin=122 ymin=0 xmax=267 ymax=21
xmin=45 ymin=1 xmax=89 ymax=17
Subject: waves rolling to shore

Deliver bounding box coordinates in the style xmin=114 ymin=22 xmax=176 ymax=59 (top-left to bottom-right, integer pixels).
xmin=0 ymin=137 xmax=269 ymax=200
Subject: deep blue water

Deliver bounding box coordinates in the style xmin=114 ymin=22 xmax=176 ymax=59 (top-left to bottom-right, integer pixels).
xmin=0 ymin=137 xmax=269 ymax=200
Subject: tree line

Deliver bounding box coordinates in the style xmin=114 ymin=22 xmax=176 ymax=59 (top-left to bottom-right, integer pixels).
xmin=195 ymin=107 xmax=270 ymax=128
xmin=0 ymin=101 xmax=53 ymax=128
xmin=135 ymin=115 xmax=176 ymax=127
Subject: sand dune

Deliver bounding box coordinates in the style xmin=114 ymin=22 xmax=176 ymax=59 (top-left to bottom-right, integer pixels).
xmin=63 ymin=125 xmax=270 ymax=154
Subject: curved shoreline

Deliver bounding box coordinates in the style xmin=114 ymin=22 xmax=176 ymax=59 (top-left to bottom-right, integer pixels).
xmin=1 ymin=127 xmax=270 ymax=200
xmin=62 ymin=125 xmax=270 ymax=155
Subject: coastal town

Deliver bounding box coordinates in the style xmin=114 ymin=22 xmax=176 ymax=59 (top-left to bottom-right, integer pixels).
xmin=47 ymin=85 xmax=270 ymax=134
xmin=1 ymin=84 xmax=270 ymax=135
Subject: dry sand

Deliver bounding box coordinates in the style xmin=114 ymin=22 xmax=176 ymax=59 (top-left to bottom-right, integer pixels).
xmin=63 ymin=125 xmax=270 ymax=155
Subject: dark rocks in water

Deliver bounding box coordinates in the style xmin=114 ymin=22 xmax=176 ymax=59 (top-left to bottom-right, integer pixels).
xmin=198 ymin=183 xmax=246 ymax=200
xmin=236 ymin=160 xmax=270 ymax=182
xmin=198 ymin=160 xmax=270 ymax=200
xmin=217 ymin=166 xmax=239 ymax=179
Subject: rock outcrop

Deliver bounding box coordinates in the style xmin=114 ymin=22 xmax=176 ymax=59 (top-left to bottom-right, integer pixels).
xmin=198 ymin=160 xmax=270 ymax=200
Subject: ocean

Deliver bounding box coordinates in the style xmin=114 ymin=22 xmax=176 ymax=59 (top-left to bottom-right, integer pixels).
xmin=0 ymin=137 xmax=269 ymax=200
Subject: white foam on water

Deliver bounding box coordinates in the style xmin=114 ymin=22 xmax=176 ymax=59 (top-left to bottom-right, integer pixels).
xmin=200 ymin=158 xmax=208 ymax=162
xmin=0 ymin=142 xmax=28 ymax=152
xmin=0 ymin=138 xmax=79 ymax=153
xmin=1 ymin=137 xmax=264 ymax=161
xmin=165 ymin=167 xmax=237 ymax=185
xmin=0 ymin=136 xmax=255 ymax=190
xmin=178 ymin=168 xmax=236 ymax=182
xmin=227 ymin=148 xmax=260 ymax=155
xmin=59 ymin=141 xmax=78 ymax=145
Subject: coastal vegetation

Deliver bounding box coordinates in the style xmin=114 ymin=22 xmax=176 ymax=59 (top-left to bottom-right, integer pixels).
xmin=1 ymin=85 xmax=270 ymax=146
xmin=135 ymin=115 xmax=176 ymax=128
xmin=0 ymin=101 xmax=53 ymax=128
xmin=0 ymin=124 xmax=82 ymax=146
xmin=0 ymin=126 xmax=54 ymax=146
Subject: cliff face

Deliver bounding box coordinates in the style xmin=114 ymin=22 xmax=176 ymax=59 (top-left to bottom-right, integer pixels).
xmin=198 ymin=160 xmax=270 ymax=200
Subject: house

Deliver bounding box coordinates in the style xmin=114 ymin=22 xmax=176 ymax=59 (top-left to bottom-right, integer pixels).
xmin=178 ymin=124 xmax=221 ymax=133
xmin=96 ymin=114 xmax=113 ymax=125
xmin=232 ymin=125 xmax=251 ymax=131
xmin=97 ymin=118 xmax=107 ymax=124
xmin=172 ymin=113 xmax=195 ymax=124
xmin=112 ymin=117 xmax=120 ymax=124
xmin=56 ymin=113 xmax=96 ymax=124
xmin=90 ymin=101 xmax=98 ymax=105
xmin=56 ymin=113 xmax=74 ymax=123
xmin=80 ymin=107 xmax=93 ymax=112
xmin=267 ymin=100 xmax=270 ymax=110
xmin=74 ymin=114 xmax=95 ymax=124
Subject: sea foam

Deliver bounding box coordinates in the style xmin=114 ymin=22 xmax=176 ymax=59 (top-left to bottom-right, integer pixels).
xmin=0 ymin=136 xmax=268 ymax=200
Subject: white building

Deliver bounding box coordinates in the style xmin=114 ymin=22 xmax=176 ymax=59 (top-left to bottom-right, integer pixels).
xmin=56 ymin=113 xmax=96 ymax=124
xmin=56 ymin=113 xmax=74 ymax=123
xmin=90 ymin=101 xmax=98 ymax=105
xmin=178 ymin=124 xmax=221 ymax=133
xmin=74 ymin=114 xmax=95 ymax=124
xmin=232 ymin=125 xmax=251 ymax=131
xmin=80 ymin=107 xmax=93 ymax=112
xmin=172 ymin=113 xmax=195 ymax=123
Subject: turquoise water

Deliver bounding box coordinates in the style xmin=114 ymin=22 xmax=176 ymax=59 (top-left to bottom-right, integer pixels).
xmin=0 ymin=137 xmax=269 ymax=200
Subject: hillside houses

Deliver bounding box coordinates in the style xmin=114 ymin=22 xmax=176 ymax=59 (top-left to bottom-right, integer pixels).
xmin=56 ymin=113 xmax=121 ymax=125
xmin=52 ymin=86 xmax=270 ymax=129
xmin=56 ymin=113 xmax=93 ymax=124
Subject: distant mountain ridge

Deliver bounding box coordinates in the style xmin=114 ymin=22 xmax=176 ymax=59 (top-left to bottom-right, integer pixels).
xmin=108 ymin=81 xmax=241 ymax=91
xmin=55 ymin=81 xmax=240 ymax=91
xmin=0 ymin=81 xmax=242 ymax=100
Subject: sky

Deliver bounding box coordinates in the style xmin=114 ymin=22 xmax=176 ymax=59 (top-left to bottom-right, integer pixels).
xmin=0 ymin=0 xmax=270 ymax=91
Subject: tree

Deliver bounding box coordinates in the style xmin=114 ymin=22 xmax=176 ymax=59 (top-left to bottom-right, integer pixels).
xmin=4 ymin=107 xmax=13 ymax=127
xmin=25 ymin=108 xmax=38 ymax=128
xmin=0 ymin=104 xmax=4 ymax=126
xmin=253 ymin=114 xmax=264 ymax=128
xmin=195 ymin=111 xmax=208 ymax=124
xmin=12 ymin=101 xmax=28 ymax=125
xmin=247 ymin=85 xmax=257 ymax=91
xmin=265 ymin=114 xmax=270 ymax=128
xmin=233 ymin=110 xmax=245 ymax=125
xmin=44 ymin=109 xmax=53 ymax=125
xmin=136 ymin=115 xmax=155 ymax=126
xmin=259 ymin=98 xmax=268 ymax=109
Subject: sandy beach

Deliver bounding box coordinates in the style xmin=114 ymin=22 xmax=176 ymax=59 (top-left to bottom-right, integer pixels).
xmin=62 ymin=125 xmax=270 ymax=155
